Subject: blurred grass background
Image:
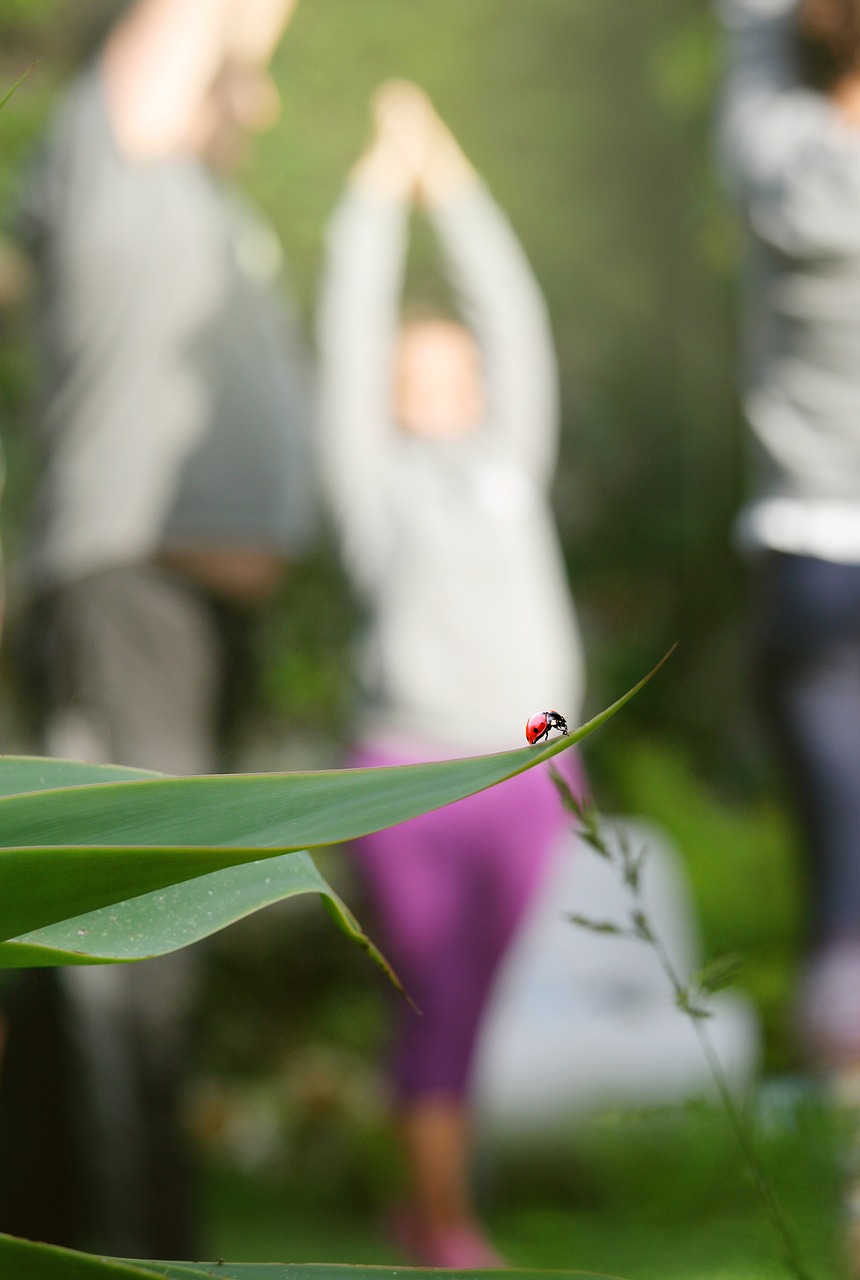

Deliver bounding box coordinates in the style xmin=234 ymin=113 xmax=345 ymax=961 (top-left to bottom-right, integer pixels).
xmin=0 ymin=1 xmax=831 ymax=1274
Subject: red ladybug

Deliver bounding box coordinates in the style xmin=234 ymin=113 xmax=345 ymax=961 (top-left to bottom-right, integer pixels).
xmin=525 ymin=710 xmax=569 ymax=745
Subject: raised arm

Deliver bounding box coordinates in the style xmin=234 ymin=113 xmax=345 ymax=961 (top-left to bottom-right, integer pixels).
xmin=417 ymin=99 xmax=559 ymax=483
xmin=717 ymin=0 xmax=860 ymax=254
xmin=316 ymin=104 xmax=416 ymax=586
xmin=100 ymin=0 xmax=299 ymax=161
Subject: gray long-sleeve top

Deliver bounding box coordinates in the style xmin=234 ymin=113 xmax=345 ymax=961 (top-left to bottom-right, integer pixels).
xmin=318 ymin=186 xmax=584 ymax=752
xmin=717 ymin=0 xmax=860 ymax=558
xmin=19 ymin=68 xmax=316 ymax=591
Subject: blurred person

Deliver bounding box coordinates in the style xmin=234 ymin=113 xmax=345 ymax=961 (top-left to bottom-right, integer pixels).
xmin=318 ymin=82 xmax=586 ymax=1269
xmin=717 ymin=0 xmax=860 ymax=1265
xmin=0 ymin=0 xmax=314 ymax=1257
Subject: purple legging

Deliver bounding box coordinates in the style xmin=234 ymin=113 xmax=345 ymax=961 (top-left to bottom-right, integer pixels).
xmin=349 ymin=743 xmax=586 ymax=1100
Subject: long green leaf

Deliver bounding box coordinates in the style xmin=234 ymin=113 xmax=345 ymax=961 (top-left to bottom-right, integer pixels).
xmin=0 ymin=745 xmax=563 ymax=849
xmin=0 ymin=1233 xmax=618 ymax=1279
xmin=0 ymin=656 xmax=669 ymax=945
xmin=0 ymin=1232 xmax=181 ymax=1278
xmin=0 ymin=756 xmax=158 ymax=797
xmin=0 ymin=851 xmax=359 ymax=967
xmin=148 ymin=1269 xmax=617 ymax=1280
xmin=148 ymin=1268 xmax=615 ymax=1280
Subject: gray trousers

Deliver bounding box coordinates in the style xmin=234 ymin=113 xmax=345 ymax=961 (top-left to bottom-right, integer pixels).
xmin=0 ymin=563 xmax=232 ymax=1257
xmin=41 ymin=562 xmax=223 ymax=775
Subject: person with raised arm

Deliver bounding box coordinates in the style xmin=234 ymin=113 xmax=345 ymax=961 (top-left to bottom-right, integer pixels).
xmin=717 ymin=0 xmax=860 ymax=1267
xmin=319 ymin=82 xmax=586 ymax=1269
xmin=0 ymin=0 xmax=313 ymax=1256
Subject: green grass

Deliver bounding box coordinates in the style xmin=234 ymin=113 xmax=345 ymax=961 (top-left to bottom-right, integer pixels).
xmin=199 ymin=1090 xmax=845 ymax=1280
xmin=200 ymin=1173 xmax=840 ymax=1280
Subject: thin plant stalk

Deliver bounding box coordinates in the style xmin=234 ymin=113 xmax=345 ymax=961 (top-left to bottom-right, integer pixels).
xmin=650 ymin=915 xmax=813 ymax=1280
xmin=0 ymin=63 xmax=36 ymax=112
xmin=552 ymin=770 xmax=817 ymax=1280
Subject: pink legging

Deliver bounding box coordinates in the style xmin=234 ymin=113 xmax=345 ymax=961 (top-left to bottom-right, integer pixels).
xmin=349 ymin=743 xmax=586 ymax=1100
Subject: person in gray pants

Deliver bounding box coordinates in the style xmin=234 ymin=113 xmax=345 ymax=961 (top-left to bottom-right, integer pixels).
xmin=0 ymin=0 xmax=315 ymax=1256
xmin=718 ymin=0 xmax=860 ymax=1074
xmin=717 ymin=0 xmax=860 ymax=1268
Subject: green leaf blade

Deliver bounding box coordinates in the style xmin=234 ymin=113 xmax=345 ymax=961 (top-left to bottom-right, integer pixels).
xmin=0 ymin=657 xmax=670 ymax=945
xmin=0 ymin=851 xmax=330 ymax=965
xmin=0 ymin=756 xmax=160 ymax=798
xmin=0 ymin=1234 xmax=616 ymax=1278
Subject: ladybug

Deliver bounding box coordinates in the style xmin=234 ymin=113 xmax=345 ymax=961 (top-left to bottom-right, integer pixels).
xmin=525 ymin=709 xmax=569 ymax=745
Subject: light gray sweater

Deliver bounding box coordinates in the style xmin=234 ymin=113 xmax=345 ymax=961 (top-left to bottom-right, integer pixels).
xmin=318 ymin=187 xmax=584 ymax=752
xmin=717 ymin=0 xmax=860 ymax=536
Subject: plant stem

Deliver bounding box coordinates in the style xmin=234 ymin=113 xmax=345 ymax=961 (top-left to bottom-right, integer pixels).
xmin=0 ymin=63 xmax=36 ymax=112
xmin=559 ymin=784 xmax=818 ymax=1280
xmin=648 ymin=929 xmax=816 ymax=1280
